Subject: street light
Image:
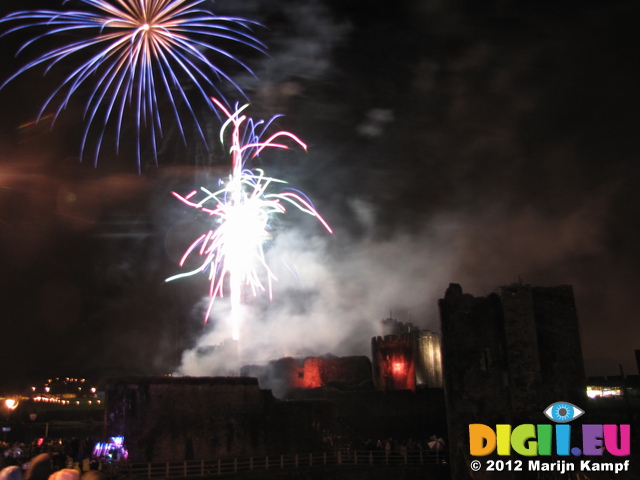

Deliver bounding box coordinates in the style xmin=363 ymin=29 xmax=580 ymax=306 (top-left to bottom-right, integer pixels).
xmin=2 ymin=398 xmax=19 ymax=442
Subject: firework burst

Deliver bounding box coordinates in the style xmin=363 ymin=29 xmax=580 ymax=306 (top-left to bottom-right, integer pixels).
xmin=167 ymin=98 xmax=332 ymax=339
xmin=0 ymin=0 xmax=265 ymax=170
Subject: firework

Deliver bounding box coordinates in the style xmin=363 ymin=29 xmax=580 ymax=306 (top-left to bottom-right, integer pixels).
xmin=167 ymin=98 xmax=332 ymax=339
xmin=0 ymin=0 xmax=265 ymax=171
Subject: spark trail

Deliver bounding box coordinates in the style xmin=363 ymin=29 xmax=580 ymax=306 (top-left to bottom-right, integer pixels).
xmin=0 ymin=0 xmax=265 ymax=171
xmin=167 ymin=98 xmax=332 ymax=340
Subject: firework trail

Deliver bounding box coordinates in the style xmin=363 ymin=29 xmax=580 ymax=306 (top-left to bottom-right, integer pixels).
xmin=0 ymin=0 xmax=265 ymax=171
xmin=167 ymin=98 xmax=332 ymax=340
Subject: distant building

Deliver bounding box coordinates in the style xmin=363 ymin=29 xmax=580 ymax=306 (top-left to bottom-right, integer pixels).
xmin=587 ymin=376 xmax=627 ymax=398
xmin=439 ymin=283 xmax=586 ymax=480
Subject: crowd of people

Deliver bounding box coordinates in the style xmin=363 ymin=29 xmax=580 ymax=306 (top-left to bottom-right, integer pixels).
xmin=0 ymin=440 xmax=110 ymax=480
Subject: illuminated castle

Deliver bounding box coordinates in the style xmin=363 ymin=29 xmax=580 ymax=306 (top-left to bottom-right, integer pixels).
xmin=104 ymin=282 xmax=591 ymax=468
xmin=106 ymin=319 xmax=447 ymax=461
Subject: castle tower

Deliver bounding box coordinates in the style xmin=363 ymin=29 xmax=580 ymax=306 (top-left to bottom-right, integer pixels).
xmin=371 ymin=335 xmax=417 ymax=391
xmin=372 ymin=317 xmax=444 ymax=390
xmin=414 ymin=330 xmax=443 ymax=388
xmin=439 ymin=283 xmax=586 ymax=480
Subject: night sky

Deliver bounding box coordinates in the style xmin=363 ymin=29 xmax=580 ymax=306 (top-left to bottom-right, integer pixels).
xmin=0 ymin=0 xmax=639 ymax=393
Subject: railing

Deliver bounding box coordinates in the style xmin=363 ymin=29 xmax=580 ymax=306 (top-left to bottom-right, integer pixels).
xmin=114 ymin=449 xmax=448 ymax=479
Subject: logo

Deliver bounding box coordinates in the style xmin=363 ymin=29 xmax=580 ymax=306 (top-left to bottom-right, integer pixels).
xmin=469 ymin=402 xmax=630 ymax=457
xmin=543 ymin=401 xmax=584 ymax=423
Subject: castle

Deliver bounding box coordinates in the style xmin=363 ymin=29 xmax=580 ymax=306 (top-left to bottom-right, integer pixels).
xmin=105 ymin=282 xmax=595 ymax=479
xmin=105 ymin=320 xmax=446 ymax=462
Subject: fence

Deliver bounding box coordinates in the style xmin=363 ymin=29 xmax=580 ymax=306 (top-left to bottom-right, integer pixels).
xmin=114 ymin=449 xmax=448 ymax=479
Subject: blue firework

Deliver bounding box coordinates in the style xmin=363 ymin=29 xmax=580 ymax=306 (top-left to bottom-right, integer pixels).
xmin=0 ymin=0 xmax=265 ymax=170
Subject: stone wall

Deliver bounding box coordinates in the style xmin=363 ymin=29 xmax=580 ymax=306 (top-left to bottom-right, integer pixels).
xmin=105 ymin=376 xmax=341 ymax=462
xmin=105 ymin=374 xmax=446 ymax=462
xmin=106 ymin=377 xmax=271 ymax=461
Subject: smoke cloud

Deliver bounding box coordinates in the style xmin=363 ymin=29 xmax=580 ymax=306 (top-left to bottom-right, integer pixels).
xmin=174 ymin=0 xmax=640 ymax=379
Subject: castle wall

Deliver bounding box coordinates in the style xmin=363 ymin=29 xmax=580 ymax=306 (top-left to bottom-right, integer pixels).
xmin=266 ymin=399 xmax=336 ymax=454
xmin=106 ymin=376 xmax=343 ymax=461
xmin=532 ymin=285 xmax=586 ymax=406
xmin=498 ymin=284 xmax=543 ymax=418
xmin=105 ymin=377 xmax=271 ymax=462
xmin=240 ymin=356 xmax=372 ymax=398
xmin=288 ymin=388 xmax=448 ymax=444
xmin=104 ymin=374 xmax=441 ymax=462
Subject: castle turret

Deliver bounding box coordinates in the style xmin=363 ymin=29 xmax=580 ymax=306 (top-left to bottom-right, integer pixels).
xmin=371 ymin=334 xmax=417 ymax=391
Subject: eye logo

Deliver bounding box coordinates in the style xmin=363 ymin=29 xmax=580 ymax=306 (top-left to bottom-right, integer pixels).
xmin=543 ymin=402 xmax=584 ymax=423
